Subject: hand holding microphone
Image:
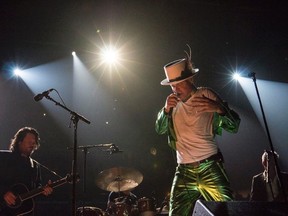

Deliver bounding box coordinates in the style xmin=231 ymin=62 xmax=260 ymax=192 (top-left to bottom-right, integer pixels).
xmin=165 ymin=93 xmax=179 ymax=116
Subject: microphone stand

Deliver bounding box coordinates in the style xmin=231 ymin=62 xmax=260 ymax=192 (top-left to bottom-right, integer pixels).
xmin=249 ymin=72 xmax=287 ymax=202
xmin=33 ymin=159 xmax=63 ymax=179
xmin=67 ymin=143 xmax=113 ymax=215
xmin=43 ymin=95 xmax=91 ymax=216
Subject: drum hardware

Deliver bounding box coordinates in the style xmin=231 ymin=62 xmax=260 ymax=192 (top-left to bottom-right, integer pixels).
xmin=138 ymin=197 xmax=156 ymax=216
xmin=68 ymin=143 xmax=115 ymax=214
xmin=156 ymin=193 xmax=170 ymax=215
xmin=106 ymin=199 xmax=138 ymax=216
xmin=95 ymin=167 xmax=143 ymax=215
xmin=76 ymin=206 xmax=106 ymax=216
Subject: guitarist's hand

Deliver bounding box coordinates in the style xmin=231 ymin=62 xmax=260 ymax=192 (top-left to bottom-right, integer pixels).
xmin=42 ymin=180 xmax=53 ymax=196
xmin=3 ymin=191 xmax=16 ymax=206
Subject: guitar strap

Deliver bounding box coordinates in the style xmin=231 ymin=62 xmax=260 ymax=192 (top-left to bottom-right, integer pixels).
xmin=29 ymin=157 xmax=34 ymax=168
xmin=29 ymin=158 xmax=41 ymax=189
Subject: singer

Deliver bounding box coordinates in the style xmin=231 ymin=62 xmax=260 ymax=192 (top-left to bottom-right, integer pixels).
xmin=155 ymin=45 xmax=241 ymax=216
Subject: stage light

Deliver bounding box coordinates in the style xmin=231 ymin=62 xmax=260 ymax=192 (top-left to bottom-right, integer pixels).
xmin=233 ymin=72 xmax=241 ymax=81
xmin=72 ymin=51 xmax=76 ymax=56
xmin=13 ymin=68 xmax=23 ymax=77
xmin=100 ymin=45 xmax=120 ymax=65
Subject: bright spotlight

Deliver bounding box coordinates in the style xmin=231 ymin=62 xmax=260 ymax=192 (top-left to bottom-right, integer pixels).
xmin=13 ymin=68 xmax=23 ymax=77
xmin=233 ymin=72 xmax=241 ymax=81
xmin=72 ymin=51 xmax=76 ymax=56
xmin=100 ymin=46 xmax=119 ymax=65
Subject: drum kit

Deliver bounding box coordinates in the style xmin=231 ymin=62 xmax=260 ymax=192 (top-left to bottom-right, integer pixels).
xmin=76 ymin=167 xmax=168 ymax=216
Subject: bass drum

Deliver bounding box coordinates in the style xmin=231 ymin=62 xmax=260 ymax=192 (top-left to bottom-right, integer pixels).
xmin=76 ymin=206 xmax=106 ymax=216
xmin=137 ymin=197 xmax=156 ymax=216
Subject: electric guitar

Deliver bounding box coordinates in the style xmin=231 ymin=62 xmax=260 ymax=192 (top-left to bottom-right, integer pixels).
xmin=0 ymin=173 xmax=78 ymax=216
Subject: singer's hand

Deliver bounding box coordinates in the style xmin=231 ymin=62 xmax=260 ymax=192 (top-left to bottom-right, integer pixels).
xmin=164 ymin=93 xmax=179 ymax=113
xmin=190 ymin=95 xmax=226 ymax=114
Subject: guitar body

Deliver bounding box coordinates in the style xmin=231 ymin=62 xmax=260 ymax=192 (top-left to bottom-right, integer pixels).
xmin=0 ymin=184 xmax=34 ymax=216
xmin=0 ymin=174 xmax=76 ymax=216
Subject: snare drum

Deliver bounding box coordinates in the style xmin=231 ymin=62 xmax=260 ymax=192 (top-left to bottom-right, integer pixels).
xmin=76 ymin=206 xmax=105 ymax=216
xmin=138 ymin=197 xmax=156 ymax=216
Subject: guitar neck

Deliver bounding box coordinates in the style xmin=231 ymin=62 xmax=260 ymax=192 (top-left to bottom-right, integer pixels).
xmin=20 ymin=177 xmax=67 ymax=201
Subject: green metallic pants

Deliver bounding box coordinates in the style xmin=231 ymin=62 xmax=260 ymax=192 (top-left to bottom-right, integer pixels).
xmin=169 ymin=160 xmax=233 ymax=216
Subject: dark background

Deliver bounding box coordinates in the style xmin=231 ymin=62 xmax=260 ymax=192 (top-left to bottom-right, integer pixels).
xmin=1 ymin=0 xmax=288 ymax=214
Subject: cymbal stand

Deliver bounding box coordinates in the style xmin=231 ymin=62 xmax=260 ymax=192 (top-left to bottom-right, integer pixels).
xmin=249 ymin=72 xmax=287 ymax=202
xmin=43 ymin=95 xmax=91 ymax=216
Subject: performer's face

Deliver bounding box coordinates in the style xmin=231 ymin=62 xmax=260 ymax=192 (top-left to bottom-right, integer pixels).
xmin=170 ymin=80 xmax=194 ymax=102
xmin=18 ymin=133 xmax=37 ymax=157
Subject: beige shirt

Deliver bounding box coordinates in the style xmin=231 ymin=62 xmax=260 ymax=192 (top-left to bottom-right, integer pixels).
xmin=173 ymin=87 xmax=218 ymax=164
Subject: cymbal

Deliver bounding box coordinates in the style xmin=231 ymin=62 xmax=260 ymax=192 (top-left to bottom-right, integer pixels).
xmin=95 ymin=167 xmax=143 ymax=192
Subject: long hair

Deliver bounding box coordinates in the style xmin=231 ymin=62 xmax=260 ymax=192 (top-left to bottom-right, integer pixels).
xmin=9 ymin=127 xmax=40 ymax=153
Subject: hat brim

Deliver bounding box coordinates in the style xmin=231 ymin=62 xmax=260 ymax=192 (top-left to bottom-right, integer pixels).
xmin=160 ymin=72 xmax=198 ymax=86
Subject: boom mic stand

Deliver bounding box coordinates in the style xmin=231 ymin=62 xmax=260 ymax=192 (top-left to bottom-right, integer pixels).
xmin=249 ymin=72 xmax=287 ymax=202
xmin=42 ymin=94 xmax=91 ymax=216
xmin=33 ymin=159 xmax=63 ymax=179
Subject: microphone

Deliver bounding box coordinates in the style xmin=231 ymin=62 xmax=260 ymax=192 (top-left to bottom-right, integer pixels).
xmin=168 ymin=107 xmax=173 ymax=117
xmin=167 ymin=93 xmax=178 ymax=117
xmin=109 ymin=144 xmax=123 ymax=154
xmin=34 ymin=88 xmax=54 ymax=102
xmin=103 ymin=144 xmax=123 ymax=154
xmin=248 ymin=72 xmax=256 ymax=78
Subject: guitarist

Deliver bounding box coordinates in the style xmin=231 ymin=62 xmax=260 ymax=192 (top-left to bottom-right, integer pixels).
xmin=0 ymin=127 xmax=53 ymax=215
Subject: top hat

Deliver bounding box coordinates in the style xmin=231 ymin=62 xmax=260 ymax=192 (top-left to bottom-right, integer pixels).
xmin=160 ymin=58 xmax=198 ymax=85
